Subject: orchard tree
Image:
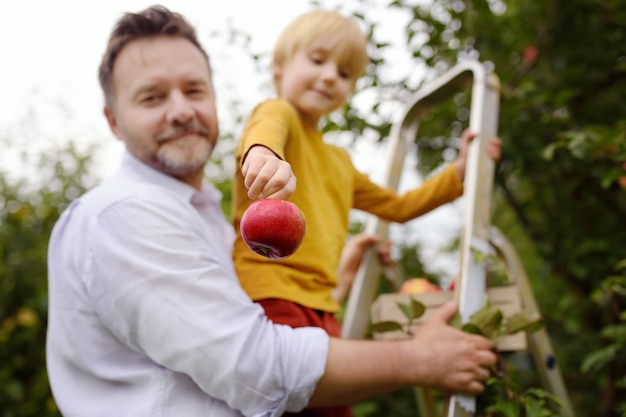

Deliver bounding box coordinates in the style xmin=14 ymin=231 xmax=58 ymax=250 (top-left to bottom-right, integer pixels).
xmin=3 ymin=1 xmax=626 ymax=416
xmin=0 ymin=135 xmax=98 ymax=416
xmin=320 ymin=0 xmax=626 ymax=415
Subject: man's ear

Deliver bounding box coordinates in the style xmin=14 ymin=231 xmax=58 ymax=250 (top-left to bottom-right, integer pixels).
xmin=104 ymin=106 xmax=123 ymax=141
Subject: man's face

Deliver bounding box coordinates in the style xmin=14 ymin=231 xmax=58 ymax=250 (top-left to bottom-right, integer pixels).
xmin=105 ymin=36 xmax=218 ymax=189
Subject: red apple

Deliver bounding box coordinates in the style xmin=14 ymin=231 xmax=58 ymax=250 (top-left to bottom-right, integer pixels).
xmin=240 ymin=199 xmax=307 ymax=260
xmin=399 ymin=278 xmax=442 ymax=295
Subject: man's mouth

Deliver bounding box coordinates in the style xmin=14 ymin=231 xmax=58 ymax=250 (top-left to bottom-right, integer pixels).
xmin=157 ymin=125 xmax=210 ymax=144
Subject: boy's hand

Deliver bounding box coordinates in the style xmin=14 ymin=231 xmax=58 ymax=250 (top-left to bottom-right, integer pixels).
xmin=333 ymin=234 xmax=395 ymax=303
xmin=241 ymin=145 xmax=296 ymax=200
xmin=455 ymin=129 xmax=502 ymax=181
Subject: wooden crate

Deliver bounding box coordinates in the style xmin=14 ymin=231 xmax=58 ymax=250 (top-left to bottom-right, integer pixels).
xmin=370 ymin=286 xmax=526 ymax=352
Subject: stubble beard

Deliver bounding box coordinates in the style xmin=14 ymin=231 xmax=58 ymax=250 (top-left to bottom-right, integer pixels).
xmin=155 ymin=123 xmax=215 ymax=178
xmin=157 ymin=136 xmax=213 ymax=178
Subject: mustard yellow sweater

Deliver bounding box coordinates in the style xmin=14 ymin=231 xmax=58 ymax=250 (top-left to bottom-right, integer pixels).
xmin=233 ymin=99 xmax=463 ymax=313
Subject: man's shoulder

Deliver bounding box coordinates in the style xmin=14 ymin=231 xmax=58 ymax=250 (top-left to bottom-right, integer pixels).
xmin=78 ymin=173 xmax=176 ymax=215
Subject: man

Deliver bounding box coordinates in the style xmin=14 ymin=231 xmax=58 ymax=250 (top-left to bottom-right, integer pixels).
xmin=46 ymin=5 xmax=496 ymax=416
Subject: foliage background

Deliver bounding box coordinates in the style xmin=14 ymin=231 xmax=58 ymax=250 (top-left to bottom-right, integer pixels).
xmin=1 ymin=0 xmax=625 ymax=416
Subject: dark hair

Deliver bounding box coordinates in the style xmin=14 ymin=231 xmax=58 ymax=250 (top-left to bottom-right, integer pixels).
xmin=98 ymin=5 xmax=210 ymax=106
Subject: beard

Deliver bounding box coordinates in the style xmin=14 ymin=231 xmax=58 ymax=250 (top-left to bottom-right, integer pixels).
xmin=155 ymin=122 xmax=215 ymax=178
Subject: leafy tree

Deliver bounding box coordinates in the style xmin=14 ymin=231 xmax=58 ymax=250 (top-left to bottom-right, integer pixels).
xmin=0 ymin=134 xmax=98 ymax=416
xmin=3 ymin=0 xmax=626 ymax=415
xmin=323 ymin=0 xmax=626 ymax=415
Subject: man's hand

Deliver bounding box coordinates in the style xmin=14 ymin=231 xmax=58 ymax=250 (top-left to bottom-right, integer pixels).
xmin=455 ymin=129 xmax=502 ymax=181
xmin=309 ymin=301 xmax=496 ymax=408
xmin=241 ymin=145 xmax=296 ymax=200
xmin=406 ymin=300 xmax=496 ymax=394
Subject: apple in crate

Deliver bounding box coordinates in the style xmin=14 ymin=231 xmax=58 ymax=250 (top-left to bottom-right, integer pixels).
xmin=240 ymin=199 xmax=307 ymax=260
xmin=399 ymin=278 xmax=442 ymax=295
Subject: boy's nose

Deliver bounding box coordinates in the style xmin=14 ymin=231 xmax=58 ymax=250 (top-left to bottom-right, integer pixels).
xmin=321 ymin=64 xmax=339 ymax=83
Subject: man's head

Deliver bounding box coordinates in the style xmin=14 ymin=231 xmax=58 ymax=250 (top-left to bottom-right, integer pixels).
xmin=270 ymin=10 xmax=369 ymax=126
xmin=98 ymin=5 xmax=209 ymax=108
xmin=99 ymin=5 xmax=218 ymax=189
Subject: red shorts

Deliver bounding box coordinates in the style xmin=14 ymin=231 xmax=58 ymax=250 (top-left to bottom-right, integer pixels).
xmin=257 ymin=299 xmax=352 ymax=417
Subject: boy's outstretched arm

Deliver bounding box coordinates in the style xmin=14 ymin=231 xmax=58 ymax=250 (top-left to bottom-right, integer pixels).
xmin=241 ymin=145 xmax=296 ymax=200
xmin=455 ymin=129 xmax=502 ymax=181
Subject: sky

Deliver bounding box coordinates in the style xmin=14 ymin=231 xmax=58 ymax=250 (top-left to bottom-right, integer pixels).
xmin=0 ymin=0 xmax=464 ymax=279
xmin=0 ymin=0 xmax=318 ymax=176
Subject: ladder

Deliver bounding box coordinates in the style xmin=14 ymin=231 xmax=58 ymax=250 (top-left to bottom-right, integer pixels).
xmin=341 ymin=60 xmax=573 ymax=416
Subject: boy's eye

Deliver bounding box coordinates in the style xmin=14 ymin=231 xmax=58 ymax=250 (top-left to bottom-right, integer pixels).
xmin=309 ymin=53 xmax=325 ymax=64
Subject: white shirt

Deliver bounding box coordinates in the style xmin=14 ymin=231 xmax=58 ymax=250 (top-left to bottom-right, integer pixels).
xmin=46 ymin=153 xmax=329 ymax=417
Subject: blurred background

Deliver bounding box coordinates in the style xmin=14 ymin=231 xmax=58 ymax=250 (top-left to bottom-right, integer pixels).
xmin=1 ymin=0 xmax=625 ymax=415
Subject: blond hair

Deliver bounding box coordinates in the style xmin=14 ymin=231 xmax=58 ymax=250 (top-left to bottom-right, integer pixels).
xmin=272 ymin=10 xmax=369 ymax=91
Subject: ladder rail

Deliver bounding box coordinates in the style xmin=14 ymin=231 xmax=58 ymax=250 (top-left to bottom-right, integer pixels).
xmin=341 ymin=60 xmax=573 ymax=417
xmin=488 ymin=227 xmax=575 ymax=417
xmin=342 ymin=60 xmax=499 ymax=342
xmin=340 ymin=60 xmax=501 ymax=416
xmin=447 ymin=62 xmax=500 ymax=417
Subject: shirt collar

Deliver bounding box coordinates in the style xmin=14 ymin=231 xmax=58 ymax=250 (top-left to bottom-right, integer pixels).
xmin=119 ymin=152 xmax=222 ymax=207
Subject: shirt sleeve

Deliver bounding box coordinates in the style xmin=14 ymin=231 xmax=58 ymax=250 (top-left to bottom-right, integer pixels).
xmin=85 ymin=194 xmax=328 ymax=416
xmin=353 ymin=162 xmax=464 ymax=223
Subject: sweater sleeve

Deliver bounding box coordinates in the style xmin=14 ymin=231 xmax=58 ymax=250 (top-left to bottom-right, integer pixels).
xmin=237 ymin=99 xmax=299 ymax=166
xmin=353 ymin=163 xmax=464 ymax=223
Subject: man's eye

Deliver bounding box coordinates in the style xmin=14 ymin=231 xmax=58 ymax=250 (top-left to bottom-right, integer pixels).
xmin=141 ymin=94 xmax=162 ymax=104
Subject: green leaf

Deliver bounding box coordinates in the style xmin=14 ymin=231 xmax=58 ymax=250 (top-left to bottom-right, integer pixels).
xmin=524 ymin=396 xmax=552 ymax=417
xmin=468 ymin=303 xmax=503 ymax=339
xmin=485 ymin=397 xmax=520 ymax=417
xmin=410 ymin=297 xmax=426 ymax=319
xmin=370 ymin=321 xmax=404 ymax=334
xmin=542 ymin=142 xmax=563 ymax=160
xmin=396 ymin=302 xmax=413 ymax=321
xmin=503 ymin=312 xmax=544 ymax=335
xmin=581 ymin=345 xmax=619 ymax=373
xmin=461 ymin=323 xmax=483 ymax=335
xmin=615 ymin=259 xmax=626 ymax=270
xmin=449 ymin=312 xmax=463 ymax=329
xmin=526 ymin=387 xmax=563 ymax=404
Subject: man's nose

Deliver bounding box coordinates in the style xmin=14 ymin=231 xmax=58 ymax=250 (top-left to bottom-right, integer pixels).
xmin=166 ymin=91 xmax=194 ymax=124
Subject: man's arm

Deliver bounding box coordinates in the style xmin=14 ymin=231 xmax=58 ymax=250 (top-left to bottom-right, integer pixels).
xmin=309 ymin=301 xmax=495 ymax=407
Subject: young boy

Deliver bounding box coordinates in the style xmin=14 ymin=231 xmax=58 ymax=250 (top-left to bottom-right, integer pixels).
xmin=232 ymin=10 xmax=500 ymax=416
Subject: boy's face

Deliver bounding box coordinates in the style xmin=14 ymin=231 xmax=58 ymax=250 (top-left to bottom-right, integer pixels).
xmin=274 ymin=35 xmax=356 ymax=127
xmin=104 ymin=36 xmax=218 ymax=189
